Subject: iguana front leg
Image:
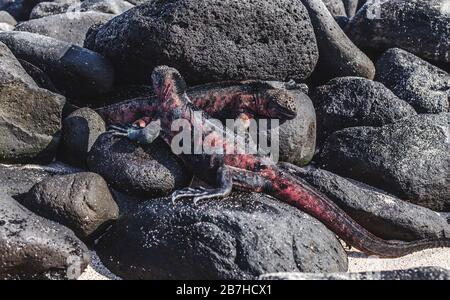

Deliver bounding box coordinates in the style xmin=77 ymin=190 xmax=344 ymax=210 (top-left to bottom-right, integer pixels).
xmin=171 ymin=166 xmax=233 ymax=204
xmin=107 ymin=119 xmax=161 ymax=144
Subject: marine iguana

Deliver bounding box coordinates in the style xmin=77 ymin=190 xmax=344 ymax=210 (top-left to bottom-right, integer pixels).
xmin=96 ymin=80 xmax=298 ymax=129
xmin=108 ymin=65 xmax=450 ymax=258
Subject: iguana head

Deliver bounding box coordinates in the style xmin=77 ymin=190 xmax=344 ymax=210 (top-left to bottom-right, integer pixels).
xmin=151 ymin=65 xmax=187 ymax=102
xmin=263 ymin=89 xmax=297 ymax=120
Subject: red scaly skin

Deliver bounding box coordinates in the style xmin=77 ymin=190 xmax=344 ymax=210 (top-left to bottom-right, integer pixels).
xmin=113 ymin=66 xmax=450 ymax=258
xmin=96 ymin=80 xmax=297 ymax=127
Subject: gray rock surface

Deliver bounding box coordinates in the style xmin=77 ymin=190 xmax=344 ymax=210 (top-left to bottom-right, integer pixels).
xmin=0 ymin=31 xmax=114 ymax=97
xmin=345 ymin=0 xmax=450 ymax=64
xmin=87 ymin=133 xmax=192 ymax=198
xmin=0 ymin=11 xmax=17 ymax=25
xmin=95 ymin=192 xmax=348 ymax=280
xmin=301 ymin=0 xmax=375 ymax=83
xmin=320 ymin=113 xmax=450 ymax=211
xmin=376 ymin=48 xmax=450 ymax=114
xmin=85 ymin=0 xmax=319 ymax=85
xmin=26 ymin=172 xmax=119 ymax=239
xmin=0 ymin=192 xmax=90 ymax=280
xmin=30 ymin=0 xmax=133 ymax=19
xmin=0 ymin=162 xmax=79 ymax=198
xmin=0 ymin=41 xmax=65 ymax=163
xmin=15 ymin=11 xmax=114 ymax=46
xmin=312 ymin=77 xmax=416 ymax=140
xmin=281 ymin=163 xmax=450 ymax=241
xmin=60 ymin=108 xmax=106 ymax=166
xmin=322 ymin=0 xmax=347 ymax=16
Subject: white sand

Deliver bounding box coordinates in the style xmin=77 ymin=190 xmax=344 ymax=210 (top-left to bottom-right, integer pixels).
xmin=78 ymin=251 xmax=121 ymax=280
xmin=79 ymin=248 xmax=450 ymax=280
xmin=348 ymin=248 xmax=450 ymax=273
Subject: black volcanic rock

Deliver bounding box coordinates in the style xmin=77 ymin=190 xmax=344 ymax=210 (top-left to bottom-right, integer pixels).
xmin=312 ymin=77 xmax=416 ymax=140
xmin=320 ymin=113 xmax=450 ymax=211
xmin=376 ymin=48 xmax=450 ymax=114
xmin=0 ymin=41 xmax=65 ymax=164
xmin=87 ymin=133 xmax=192 ymax=198
xmin=345 ymin=0 xmax=450 ymax=64
xmin=0 ymin=31 xmax=114 ymax=97
xmin=96 ymin=192 xmax=348 ymax=280
xmin=0 ymin=192 xmax=90 ymax=280
xmin=84 ymin=0 xmax=319 ymax=85
xmin=26 ymin=172 xmax=119 ymax=240
xmin=281 ymin=163 xmax=450 ymax=241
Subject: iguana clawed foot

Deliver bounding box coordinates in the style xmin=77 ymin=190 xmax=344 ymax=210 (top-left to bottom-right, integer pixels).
xmin=107 ymin=120 xmax=161 ymax=145
xmin=171 ymin=186 xmax=232 ymax=205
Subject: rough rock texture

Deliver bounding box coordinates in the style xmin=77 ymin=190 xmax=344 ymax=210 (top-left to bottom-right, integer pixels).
xmin=60 ymin=108 xmax=106 ymax=167
xmin=17 ymin=59 xmax=59 ymax=93
xmin=342 ymin=0 xmax=358 ymax=18
xmin=0 ymin=22 xmax=13 ymax=32
xmin=345 ymin=0 xmax=450 ymax=64
xmin=0 ymin=31 xmax=114 ymax=97
xmin=0 ymin=0 xmax=39 ymax=21
xmin=260 ymin=267 xmax=450 ymax=280
xmin=30 ymin=0 xmax=133 ymax=19
xmin=301 ymin=0 xmax=375 ymax=83
xmin=0 ymin=162 xmax=79 ymax=199
xmin=95 ymin=192 xmax=348 ymax=280
xmin=376 ymin=48 xmax=450 ymax=114
xmin=281 ymin=163 xmax=450 ymax=241
xmin=85 ymin=0 xmax=319 ymax=85
xmin=322 ymin=0 xmax=346 ymax=16
xmin=320 ymin=113 xmax=450 ymax=211
xmin=29 ymin=0 xmax=80 ymax=19
xmin=0 ymin=11 xmax=17 ymax=25
xmin=15 ymin=11 xmax=114 ymax=46
xmin=277 ymin=88 xmax=316 ymax=166
xmin=0 ymin=192 xmax=90 ymax=280
xmin=87 ymin=133 xmax=192 ymax=198
xmin=312 ymin=77 xmax=416 ymax=140
xmin=26 ymin=172 xmax=119 ymax=240
xmin=0 ymin=41 xmax=66 ymax=164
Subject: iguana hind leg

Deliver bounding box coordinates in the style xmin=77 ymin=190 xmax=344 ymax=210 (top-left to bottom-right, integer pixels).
xmin=171 ymin=166 xmax=233 ymax=204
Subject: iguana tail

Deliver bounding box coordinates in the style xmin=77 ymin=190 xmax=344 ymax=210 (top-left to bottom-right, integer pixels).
xmin=265 ymin=167 xmax=450 ymax=258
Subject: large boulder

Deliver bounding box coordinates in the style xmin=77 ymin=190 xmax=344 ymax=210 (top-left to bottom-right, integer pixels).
xmin=0 ymin=41 xmax=65 ymax=164
xmin=26 ymin=172 xmax=119 ymax=240
xmin=87 ymin=133 xmax=192 ymax=198
xmin=312 ymin=77 xmax=416 ymax=140
xmin=301 ymin=0 xmax=375 ymax=83
xmin=0 ymin=11 xmax=17 ymax=25
xmin=84 ymin=0 xmax=319 ymax=85
xmin=376 ymin=48 xmax=450 ymax=114
xmin=29 ymin=0 xmax=80 ymax=19
xmin=15 ymin=11 xmax=114 ymax=46
xmin=0 ymin=0 xmax=39 ymax=21
xmin=270 ymin=85 xmax=316 ymax=166
xmin=0 ymin=162 xmax=79 ymax=198
xmin=342 ymin=0 xmax=358 ymax=18
xmin=0 ymin=192 xmax=90 ymax=280
xmin=30 ymin=0 xmax=133 ymax=19
xmin=345 ymin=0 xmax=450 ymax=64
xmin=322 ymin=0 xmax=346 ymax=16
xmin=0 ymin=31 xmax=114 ymax=97
xmin=320 ymin=113 xmax=450 ymax=211
xmin=95 ymin=192 xmax=348 ymax=279
xmin=282 ymin=164 xmax=450 ymax=241
xmin=60 ymin=107 xmax=106 ymax=167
